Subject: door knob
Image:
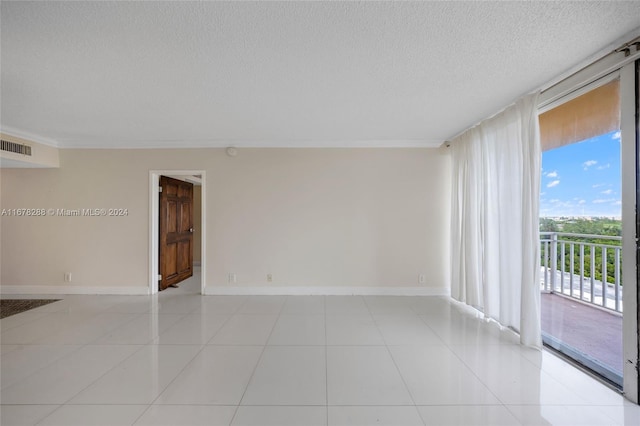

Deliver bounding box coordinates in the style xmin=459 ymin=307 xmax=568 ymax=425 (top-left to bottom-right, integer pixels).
xmin=189 ymin=228 xmax=194 ymax=233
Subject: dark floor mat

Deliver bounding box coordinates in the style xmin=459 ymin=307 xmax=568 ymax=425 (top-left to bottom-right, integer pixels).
xmin=0 ymin=299 xmax=61 ymax=319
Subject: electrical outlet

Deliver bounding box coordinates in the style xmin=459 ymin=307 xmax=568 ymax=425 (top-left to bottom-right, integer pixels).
xmin=418 ymin=274 xmax=426 ymax=284
xmin=228 ymin=273 xmax=236 ymax=283
xmin=64 ymin=272 xmax=72 ymax=282
xmin=267 ymin=273 xmax=273 ymax=282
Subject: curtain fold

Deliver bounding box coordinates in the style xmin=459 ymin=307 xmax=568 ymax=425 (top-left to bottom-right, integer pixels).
xmin=450 ymin=92 xmax=542 ymax=348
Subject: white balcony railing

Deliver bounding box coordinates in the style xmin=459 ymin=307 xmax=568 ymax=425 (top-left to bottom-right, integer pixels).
xmin=540 ymin=232 xmax=623 ymax=313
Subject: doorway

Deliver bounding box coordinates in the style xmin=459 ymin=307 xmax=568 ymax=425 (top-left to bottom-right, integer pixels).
xmin=538 ymin=76 xmax=624 ymax=387
xmin=158 ymin=175 xmax=194 ymax=291
xmin=149 ymin=170 xmax=206 ymax=295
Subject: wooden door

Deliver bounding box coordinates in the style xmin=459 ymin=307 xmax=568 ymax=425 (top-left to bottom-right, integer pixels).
xmin=159 ymin=176 xmax=194 ymax=291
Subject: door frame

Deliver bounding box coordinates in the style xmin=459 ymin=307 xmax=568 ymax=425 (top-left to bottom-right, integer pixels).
xmin=149 ymin=170 xmax=206 ymax=295
xmin=537 ymin=45 xmax=639 ymax=403
xmin=621 ymin=60 xmax=639 ymax=403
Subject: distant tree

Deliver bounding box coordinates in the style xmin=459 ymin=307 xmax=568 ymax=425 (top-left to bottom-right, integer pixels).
xmin=539 ymin=218 xmax=558 ymax=232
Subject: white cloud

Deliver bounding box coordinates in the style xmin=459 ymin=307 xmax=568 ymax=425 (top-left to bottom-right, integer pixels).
xmin=593 ymin=198 xmax=615 ymax=204
xmin=612 ymin=131 xmax=621 ymax=140
xmin=546 ymin=171 xmax=558 ymax=178
xmin=546 ymin=180 xmax=560 ymax=188
xmin=597 ymin=163 xmax=610 ymax=170
xmin=592 ymin=183 xmax=605 ymax=188
xmin=583 ymin=160 xmax=597 ymax=170
xmin=578 ymin=200 xmax=586 ymax=204
xmin=613 ymin=200 xmax=622 ymax=205
xmin=549 ymin=199 xmax=560 ymax=203
xmin=601 ymin=189 xmax=613 ymax=195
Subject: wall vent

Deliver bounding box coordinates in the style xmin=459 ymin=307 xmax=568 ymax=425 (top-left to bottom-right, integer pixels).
xmin=1 ymin=140 xmax=32 ymax=156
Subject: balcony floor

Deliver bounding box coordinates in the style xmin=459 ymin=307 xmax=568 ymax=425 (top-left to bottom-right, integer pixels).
xmin=541 ymin=292 xmax=623 ymax=376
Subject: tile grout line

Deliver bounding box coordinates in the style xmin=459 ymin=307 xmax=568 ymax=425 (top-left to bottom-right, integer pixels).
xmin=1 ymin=305 xmax=156 ymax=407
xmin=426 ymin=305 xmax=533 ymax=415
xmin=57 ymin=343 xmax=148 ymax=406
xmin=362 ymin=296 xmax=425 ymax=425
xmin=0 ymin=309 xmax=57 ymax=333
xmin=362 ymin=297 xmax=425 ymax=424
xmin=84 ymin=312 xmax=151 ymax=346
xmin=135 ymin=296 xmax=248 ymax=424
xmin=0 ymin=296 xmax=163 ymax=414
xmin=129 ymin=344 xmax=208 ymax=425
xmin=0 ymin=344 xmax=85 ymax=393
xmin=229 ymin=296 xmax=285 ymax=424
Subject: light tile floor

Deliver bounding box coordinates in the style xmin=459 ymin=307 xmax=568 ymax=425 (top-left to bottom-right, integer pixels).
xmin=1 ymin=269 xmax=639 ymax=425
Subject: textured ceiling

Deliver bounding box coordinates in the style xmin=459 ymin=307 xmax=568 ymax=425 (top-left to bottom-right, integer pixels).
xmin=1 ymin=1 xmax=639 ymax=148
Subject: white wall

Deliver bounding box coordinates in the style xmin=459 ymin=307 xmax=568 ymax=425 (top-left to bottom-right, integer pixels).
xmin=0 ymin=147 xmax=451 ymax=295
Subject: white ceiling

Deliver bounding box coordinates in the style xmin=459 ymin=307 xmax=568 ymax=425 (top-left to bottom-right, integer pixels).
xmin=1 ymin=1 xmax=639 ymax=149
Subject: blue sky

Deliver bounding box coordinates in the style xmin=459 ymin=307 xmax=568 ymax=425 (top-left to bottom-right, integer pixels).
xmin=540 ymin=130 xmax=621 ymax=218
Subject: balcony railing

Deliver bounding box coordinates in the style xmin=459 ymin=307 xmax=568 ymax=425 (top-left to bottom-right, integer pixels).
xmin=540 ymin=231 xmax=623 ymax=313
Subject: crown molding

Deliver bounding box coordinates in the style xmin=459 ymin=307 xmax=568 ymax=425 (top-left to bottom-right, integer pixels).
xmin=55 ymin=138 xmax=444 ymax=149
xmin=0 ymin=126 xmax=60 ymax=148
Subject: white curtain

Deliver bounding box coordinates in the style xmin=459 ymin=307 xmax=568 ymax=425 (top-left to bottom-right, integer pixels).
xmin=451 ymin=92 xmax=542 ymax=348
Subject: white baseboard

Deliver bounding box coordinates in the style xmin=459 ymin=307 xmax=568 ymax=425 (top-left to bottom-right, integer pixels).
xmin=204 ymin=286 xmax=450 ymax=296
xmin=0 ymin=284 xmax=449 ymax=297
xmin=0 ymin=285 xmax=150 ymax=296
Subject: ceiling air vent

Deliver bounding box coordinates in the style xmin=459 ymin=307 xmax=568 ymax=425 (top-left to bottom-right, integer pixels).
xmin=1 ymin=140 xmax=32 ymax=156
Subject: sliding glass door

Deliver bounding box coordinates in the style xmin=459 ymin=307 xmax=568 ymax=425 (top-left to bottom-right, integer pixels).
xmin=539 ymin=77 xmax=624 ymax=387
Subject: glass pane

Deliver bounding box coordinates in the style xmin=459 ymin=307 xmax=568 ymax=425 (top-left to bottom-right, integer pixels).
xmin=539 ymin=81 xmax=622 ymax=387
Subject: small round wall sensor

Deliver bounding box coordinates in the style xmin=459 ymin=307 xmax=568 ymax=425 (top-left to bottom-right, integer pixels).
xmin=226 ymin=147 xmax=238 ymax=157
